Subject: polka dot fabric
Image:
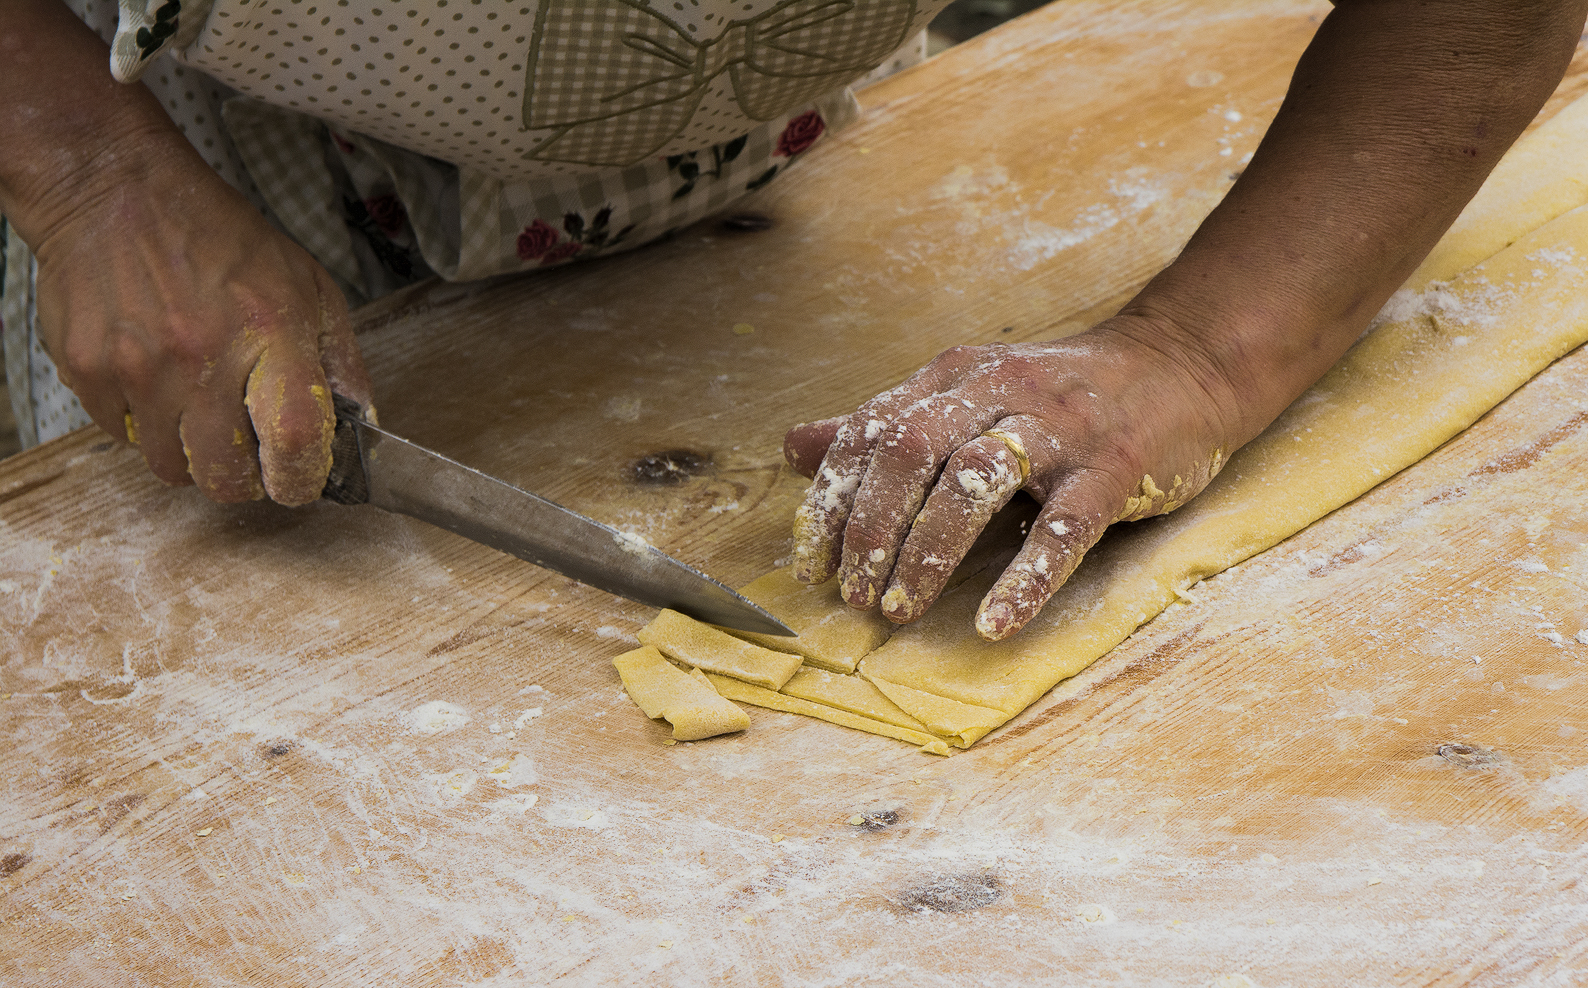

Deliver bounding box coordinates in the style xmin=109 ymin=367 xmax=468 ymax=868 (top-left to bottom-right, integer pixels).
xmin=118 ymin=0 xmax=948 ymax=183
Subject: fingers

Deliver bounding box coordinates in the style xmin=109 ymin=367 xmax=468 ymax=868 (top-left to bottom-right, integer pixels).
xmin=974 ymin=469 xmax=1119 ymax=642
xmin=99 ymin=330 xmax=194 ymax=487
xmin=245 ymin=340 xmax=337 ymax=506
xmin=127 ymin=401 xmax=195 ymax=488
xmin=792 ymin=346 xmax=982 ymax=585
xmin=837 ymin=397 xmax=999 ymax=608
xmin=782 ymin=416 xmax=844 ymax=478
xmin=878 ymin=429 xmax=1030 ymax=624
xmin=178 ymin=398 xmax=265 ymax=503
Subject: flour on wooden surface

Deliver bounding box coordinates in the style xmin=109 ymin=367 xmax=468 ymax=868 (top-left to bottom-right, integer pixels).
xmin=406 ymin=701 xmax=471 ymax=734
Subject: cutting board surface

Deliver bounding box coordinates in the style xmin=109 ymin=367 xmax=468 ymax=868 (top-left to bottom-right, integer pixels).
xmin=5 ymin=2 xmax=1588 ymax=984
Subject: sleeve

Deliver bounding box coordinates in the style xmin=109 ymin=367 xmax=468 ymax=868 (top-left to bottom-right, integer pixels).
xmin=108 ymin=0 xmax=213 ymax=83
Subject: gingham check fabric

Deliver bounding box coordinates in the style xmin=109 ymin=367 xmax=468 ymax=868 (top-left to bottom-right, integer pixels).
xmin=523 ymin=0 xmax=918 ymax=167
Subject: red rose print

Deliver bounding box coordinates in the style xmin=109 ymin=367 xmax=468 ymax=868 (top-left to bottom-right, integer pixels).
xmin=516 ymin=219 xmax=561 ymax=261
xmin=363 ymin=195 xmax=407 ymax=237
xmin=774 ymin=111 xmax=825 ymax=158
xmin=539 ymin=242 xmax=583 ymax=266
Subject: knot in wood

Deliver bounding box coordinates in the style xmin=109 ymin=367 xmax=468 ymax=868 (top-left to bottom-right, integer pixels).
xmin=897 ymin=873 xmax=1002 ymax=913
xmin=858 ymin=809 xmax=899 ymax=831
xmin=632 ymin=450 xmax=712 ymax=484
xmin=1437 ymin=741 xmax=1500 ymax=769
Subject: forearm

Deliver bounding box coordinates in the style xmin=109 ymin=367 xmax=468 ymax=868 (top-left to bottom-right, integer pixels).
xmin=0 ymin=0 xmax=192 ymax=248
xmin=1118 ymin=0 xmax=1588 ymax=445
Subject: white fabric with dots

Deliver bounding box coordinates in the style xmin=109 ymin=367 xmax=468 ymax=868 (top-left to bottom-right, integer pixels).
xmin=115 ymin=0 xmax=939 ymax=182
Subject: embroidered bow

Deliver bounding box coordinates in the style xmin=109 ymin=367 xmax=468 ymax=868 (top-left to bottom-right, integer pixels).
xmin=521 ymin=0 xmax=917 ymax=167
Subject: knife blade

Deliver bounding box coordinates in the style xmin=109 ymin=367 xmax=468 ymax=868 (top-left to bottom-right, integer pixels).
xmin=321 ymin=396 xmax=794 ymax=636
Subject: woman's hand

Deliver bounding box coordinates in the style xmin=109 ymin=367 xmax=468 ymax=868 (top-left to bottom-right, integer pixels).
xmin=32 ymin=153 xmax=371 ymax=505
xmin=1 ymin=0 xmax=370 ymax=505
xmin=784 ymin=319 xmax=1237 ymax=641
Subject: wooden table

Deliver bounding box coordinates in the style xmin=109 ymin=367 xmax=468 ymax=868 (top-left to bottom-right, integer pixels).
xmin=6 ymin=2 xmax=1588 ymax=983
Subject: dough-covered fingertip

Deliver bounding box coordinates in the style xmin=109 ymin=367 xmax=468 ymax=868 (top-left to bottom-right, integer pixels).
xmin=790 ymin=527 xmax=835 ymax=584
xmin=840 ymin=571 xmax=880 ymax=610
xmin=880 ymin=584 xmax=920 ymax=624
xmin=975 ymin=599 xmax=1017 ymax=641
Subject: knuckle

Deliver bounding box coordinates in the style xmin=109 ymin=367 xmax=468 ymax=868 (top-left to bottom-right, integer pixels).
xmin=829 ymin=416 xmax=866 ymax=454
xmin=841 ymin=511 xmax=890 ymax=551
xmin=157 ymin=318 xmax=222 ymax=372
xmin=266 ymin=406 xmax=332 ymax=459
xmin=808 ymin=461 xmax=861 ymax=509
xmin=873 ymin=419 xmax=933 ymax=465
xmin=944 ymin=443 xmax=1019 ymax=501
xmin=1006 ymin=543 xmax=1062 ymax=590
xmin=1033 ymin=512 xmax=1087 ymax=554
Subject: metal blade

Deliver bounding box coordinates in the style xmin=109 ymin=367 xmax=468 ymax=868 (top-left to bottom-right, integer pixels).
xmin=328 ymin=414 xmax=794 ymax=636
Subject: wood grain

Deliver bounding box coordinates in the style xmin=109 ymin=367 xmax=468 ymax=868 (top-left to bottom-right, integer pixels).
xmin=4 ymin=2 xmax=1588 ymax=984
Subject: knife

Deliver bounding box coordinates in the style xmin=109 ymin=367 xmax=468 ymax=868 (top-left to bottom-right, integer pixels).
xmin=321 ymin=395 xmax=794 ymax=636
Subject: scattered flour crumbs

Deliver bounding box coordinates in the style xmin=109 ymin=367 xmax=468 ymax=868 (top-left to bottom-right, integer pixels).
xmin=613 ymin=530 xmax=653 ymax=556
xmin=1372 ymin=244 xmax=1580 ymax=338
xmin=404 ymin=701 xmax=470 ymax=734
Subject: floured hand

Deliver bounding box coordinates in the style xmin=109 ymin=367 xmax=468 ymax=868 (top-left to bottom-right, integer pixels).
xmin=784 ymin=319 xmax=1238 ymax=641
xmin=783 ymin=0 xmax=1588 ymax=641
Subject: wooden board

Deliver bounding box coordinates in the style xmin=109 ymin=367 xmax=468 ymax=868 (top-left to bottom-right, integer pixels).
xmin=5 ymin=2 xmax=1588 ymax=983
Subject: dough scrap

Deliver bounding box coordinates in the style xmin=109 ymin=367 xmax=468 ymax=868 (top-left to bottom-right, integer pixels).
xmin=637 ymin=609 xmax=804 ymax=689
xmin=861 ymin=670 xmax=1009 ymax=748
xmin=612 ymin=645 xmax=750 ymax=740
xmin=778 ymin=667 xmax=932 ymax=733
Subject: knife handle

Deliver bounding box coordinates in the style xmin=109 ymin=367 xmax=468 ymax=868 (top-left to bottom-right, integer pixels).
xmin=322 ymin=392 xmax=371 ymax=505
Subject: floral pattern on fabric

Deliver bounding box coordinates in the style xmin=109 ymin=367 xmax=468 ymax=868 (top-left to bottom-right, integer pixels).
xmin=775 ymin=111 xmax=828 ymax=158
xmin=2 ymin=5 xmax=931 ymax=451
xmin=516 ymin=208 xmax=638 ymax=267
xmin=666 ymin=111 xmax=829 ymax=203
xmin=667 ymin=134 xmax=750 ymax=201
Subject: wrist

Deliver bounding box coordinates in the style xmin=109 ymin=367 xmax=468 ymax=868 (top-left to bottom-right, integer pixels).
xmin=1080 ymin=307 xmax=1258 ymax=452
xmin=16 ymin=120 xmax=201 ymax=259
xmin=0 ymin=0 xmax=194 ymax=250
